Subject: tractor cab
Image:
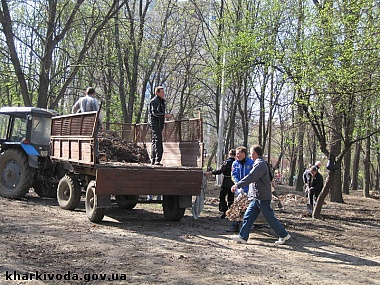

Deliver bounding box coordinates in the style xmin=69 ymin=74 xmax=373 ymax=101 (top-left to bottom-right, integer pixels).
xmin=0 ymin=107 xmax=59 ymax=199
xmin=0 ymin=107 xmax=58 ymax=157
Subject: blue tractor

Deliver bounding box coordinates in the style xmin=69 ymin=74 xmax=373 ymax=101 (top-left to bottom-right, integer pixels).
xmin=0 ymin=107 xmax=62 ymax=198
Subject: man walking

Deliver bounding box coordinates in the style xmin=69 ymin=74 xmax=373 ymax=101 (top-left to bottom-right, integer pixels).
xmin=231 ymin=145 xmax=290 ymax=245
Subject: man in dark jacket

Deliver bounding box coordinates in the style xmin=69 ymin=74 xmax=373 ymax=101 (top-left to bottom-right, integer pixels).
xmin=149 ymin=86 xmax=173 ymax=166
xmin=206 ymin=149 xmax=236 ymax=218
xmin=308 ymin=165 xmax=323 ymax=210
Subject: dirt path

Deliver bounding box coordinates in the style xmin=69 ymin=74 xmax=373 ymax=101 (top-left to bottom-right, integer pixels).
xmin=1 ymin=184 xmax=379 ymax=285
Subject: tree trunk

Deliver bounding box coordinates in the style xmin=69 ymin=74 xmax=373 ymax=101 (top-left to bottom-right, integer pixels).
xmin=115 ymin=9 xmax=128 ymax=123
xmin=226 ymin=103 xmax=237 ymax=153
xmin=329 ymin=99 xmax=343 ymax=203
xmin=351 ymin=141 xmax=361 ymax=190
xmin=288 ymin=155 xmax=297 ymax=187
xmin=376 ymin=150 xmax=380 ymax=191
xmin=312 ymin=136 xmax=317 ymax=166
xmin=0 ymin=0 xmax=31 ymax=106
xmin=313 ymin=170 xmax=335 ymax=219
xmin=363 ymin=135 xmax=371 ymax=197
xmin=102 ymin=70 xmax=112 ymax=130
xmin=330 ymin=161 xmax=343 ymax=203
xmin=37 ymin=0 xmax=57 ymax=108
xmin=258 ymin=69 xmax=269 ymax=147
xmin=342 ymin=148 xmax=351 ymax=194
xmin=296 ymin=104 xmax=305 ymax=192
xmin=206 ymin=142 xmax=218 ymax=171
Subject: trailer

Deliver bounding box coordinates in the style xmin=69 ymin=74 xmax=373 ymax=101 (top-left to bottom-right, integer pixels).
xmin=50 ymin=111 xmax=204 ymax=222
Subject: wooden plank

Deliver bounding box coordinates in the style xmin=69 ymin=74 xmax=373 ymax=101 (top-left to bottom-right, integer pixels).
xmin=95 ymin=167 xmax=203 ymax=196
xmin=71 ymin=141 xmax=79 ymax=160
xmin=62 ymin=141 xmax=70 ymax=158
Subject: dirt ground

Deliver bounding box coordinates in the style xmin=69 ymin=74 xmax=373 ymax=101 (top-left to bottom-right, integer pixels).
xmin=0 ymin=181 xmax=379 ymax=285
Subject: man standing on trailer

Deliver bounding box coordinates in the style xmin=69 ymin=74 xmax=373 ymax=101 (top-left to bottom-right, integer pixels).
xmin=149 ymin=86 xmax=174 ymax=166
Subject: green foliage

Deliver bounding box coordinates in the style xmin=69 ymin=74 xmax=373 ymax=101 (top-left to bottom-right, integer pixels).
xmin=1 ymin=0 xmax=380 ymax=189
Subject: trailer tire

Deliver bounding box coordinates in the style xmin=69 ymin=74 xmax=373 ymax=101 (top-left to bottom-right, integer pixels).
xmin=57 ymin=174 xmax=81 ymax=210
xmin=163 ymin=195 xmax=185 ymax=221
xmin=85 ymin=181 xmax=105 ymax=222
xmin=115 ymin=195 xmax=139 ymax=209
xmin=0 ymin=149 xmax=35 ymax=198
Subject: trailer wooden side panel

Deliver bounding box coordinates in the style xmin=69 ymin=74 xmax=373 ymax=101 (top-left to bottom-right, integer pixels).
xmin=50 ymin=112 xmax=97 ymax=165
xmin=51 ymin=138 xmax=94 ymax=164
xmin=95 ymin=166 xmax=203 ymax=196
xmin=143 ymin=142 xmax=203 ymax=168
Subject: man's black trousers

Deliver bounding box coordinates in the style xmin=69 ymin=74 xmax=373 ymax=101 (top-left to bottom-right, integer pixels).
xmin=219 ymin=186 xmax=234 ymax=213
xmin=151 ymin=126 xmax=163 ymax=163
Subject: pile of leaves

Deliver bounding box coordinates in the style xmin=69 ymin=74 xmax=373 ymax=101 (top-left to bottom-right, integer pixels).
xmin=226 ymin=194 xmax=251 ymax=221
xmin=225 ymin=193 xmax=283 ymax=222
xmin=98 ymin=130 xmax=150 ymax=163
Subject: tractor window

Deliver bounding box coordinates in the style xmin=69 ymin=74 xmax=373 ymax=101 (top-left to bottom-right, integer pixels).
xmin=10 ymin=117 xmax=27 ymax=142
xmin=30 ymin=116 xmax=51 ymax=145
xmin=0 ymin=114 xmax=10 ymax=139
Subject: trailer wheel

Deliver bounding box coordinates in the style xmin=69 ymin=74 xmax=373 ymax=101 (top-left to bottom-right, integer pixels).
xmin=0 ymin=149 xmax=35 ymax=198
xmin=57 ymin=174 xmax=81 ymax=210
xmin=115 ymin=195 xmax=139 ymax=209
xmin=163 ymin=195 xmax=185 ymax=221
xmin=85 ymin=180 xmax=105 ymax=222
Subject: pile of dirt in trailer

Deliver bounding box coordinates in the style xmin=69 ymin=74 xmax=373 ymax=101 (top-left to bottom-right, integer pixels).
xmin=98 ymin=130 xmax=150 ymax=163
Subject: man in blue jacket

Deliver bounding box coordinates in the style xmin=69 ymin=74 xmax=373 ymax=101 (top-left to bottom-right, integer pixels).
xmin=225 ymin=146 xmax=254 ymax=232
xmin=231 ymin=144 xmax=290 ymax=245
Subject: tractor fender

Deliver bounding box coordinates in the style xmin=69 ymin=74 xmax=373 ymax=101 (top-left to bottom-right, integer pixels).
xmin=21 ymin=143 xmax=39 ymax=155
xmin=1 ymin=143 xmax=39 ymax=169
xmin=22 ymin=143 xmax=39 ymax=168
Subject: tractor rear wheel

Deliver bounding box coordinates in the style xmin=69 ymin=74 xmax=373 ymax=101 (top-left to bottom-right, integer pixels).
xmin=0 ymin=149 xmax=35 ymax=198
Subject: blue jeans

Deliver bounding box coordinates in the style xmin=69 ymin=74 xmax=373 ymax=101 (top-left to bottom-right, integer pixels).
xmin=239 ymin=199 xmax=288 ymax=241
